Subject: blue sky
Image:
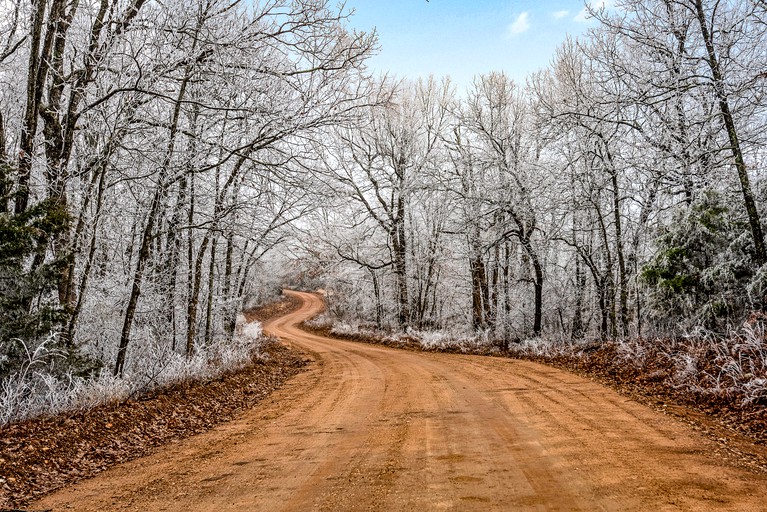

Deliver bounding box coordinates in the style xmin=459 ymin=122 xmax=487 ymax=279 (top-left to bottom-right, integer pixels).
xmin=343 ymin=0 xmax=609 ymax=93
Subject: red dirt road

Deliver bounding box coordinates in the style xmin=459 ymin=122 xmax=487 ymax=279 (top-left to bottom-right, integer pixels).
xmin=33 ymin=291 xmax=767 ymax=511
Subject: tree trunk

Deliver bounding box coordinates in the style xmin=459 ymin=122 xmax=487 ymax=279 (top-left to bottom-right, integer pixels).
xmin=16 ymin=0 xmax=54 ymax=214
xmin=470 ymin=249 xmax=489 ymax=330
xmin=114 ymin=190 xmax=158 ymax=376
xmin=165 ymin=177 xmax=186 ymax=351
xmin=503 ymin=240 xmax=512 ymax=321
xmin=187 ymin=233 xmax=211 ymax=356
xmin=490 ymin=243 xmax=500 ymax=328
xmin=610 ymin=163 xmax=629 ymax=337
xmin=0 ymin=113 xmax=9 ymax=213
xmin=114 ymin=62 xmax=192 ymax=375
xmin=598 ymin=277 xmax=609 ymax=339
xmin=594 ymin=199 xmax=616 ymax=338
xmin=572 ymin=248 xmax=585 ymax=340
xmin=204 ymin=237 xmax=217 ymax=346
xmin=223 ymin=233 xmax=236 ymax=336
xmin=66 ymin=155 xmax=108 ymax=343
xmin=596 ymin=134 xmax=629 ymax=337
xmin=186 ymin=171 xmax=196 ymax=342
xmin=392 ymin=207 xmax=409 ymax=327
xmin=694 ymin=0 xmax=766 ymax=266
xmin=516 ymin=231 xmax=543 ymax=337
xmin=531 ymin=252 xmax=543 ymax=337
xmin=369 ymin=268 xmax=383 ymax=328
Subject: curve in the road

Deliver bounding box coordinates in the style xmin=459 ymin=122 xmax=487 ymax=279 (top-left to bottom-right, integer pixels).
xmin=33 ymin=290 xmax=767 ymax=511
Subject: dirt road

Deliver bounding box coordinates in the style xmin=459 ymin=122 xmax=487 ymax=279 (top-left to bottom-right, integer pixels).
xmin=33 ymin=291 xmax=767 ymax=511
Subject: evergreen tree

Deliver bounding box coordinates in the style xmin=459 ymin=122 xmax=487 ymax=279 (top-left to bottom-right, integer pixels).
xmin=0 ymin=160 xmax=69 ymax=377
xmin=642 ymin=191 xmax=757 ymax=333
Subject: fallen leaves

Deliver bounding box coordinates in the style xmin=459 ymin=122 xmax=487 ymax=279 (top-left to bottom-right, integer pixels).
xmin=0 ymin=296 xmax=307 ymax=510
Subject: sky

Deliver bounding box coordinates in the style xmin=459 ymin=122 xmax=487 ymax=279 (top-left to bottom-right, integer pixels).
xmin=343 ymin=0 xmax=611 ymax=94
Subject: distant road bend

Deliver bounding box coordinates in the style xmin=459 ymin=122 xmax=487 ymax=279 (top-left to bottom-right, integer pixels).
xmin=35 ymin=290 xmax=767 ymax=511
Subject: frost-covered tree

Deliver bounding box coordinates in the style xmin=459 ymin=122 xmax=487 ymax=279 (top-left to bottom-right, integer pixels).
xmin=0 ymin=0 xmax=377 ymax=384
xmin=642 ymin=190 xmax=759 ymax=332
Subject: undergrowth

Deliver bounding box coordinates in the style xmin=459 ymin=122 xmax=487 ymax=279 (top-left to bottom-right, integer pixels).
xmin=0 ymin=315 xmax=270 ymax=426
xmin=307 ymin=313 xmax=767 ymax=413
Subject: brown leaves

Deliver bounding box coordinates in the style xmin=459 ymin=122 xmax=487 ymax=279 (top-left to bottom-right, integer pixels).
xmin=243 ymin=293 xmax=301 ymax=323
xmin=0 ymin=343 xmax=307 ymax=509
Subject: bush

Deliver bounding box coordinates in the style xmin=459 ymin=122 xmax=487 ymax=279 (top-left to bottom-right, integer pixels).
xmin=642 ymin=190 xmax=759 ymax=333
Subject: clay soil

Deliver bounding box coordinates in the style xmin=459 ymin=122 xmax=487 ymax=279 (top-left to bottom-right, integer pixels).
xmin=305 ymin=319 xmax=767 ymax=467
xmin=25 ymin=290 xmax=767 ymax=511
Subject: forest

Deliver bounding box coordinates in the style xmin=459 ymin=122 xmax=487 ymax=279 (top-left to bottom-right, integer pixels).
xmin=2 ymin=0 xmax=767 ymax=424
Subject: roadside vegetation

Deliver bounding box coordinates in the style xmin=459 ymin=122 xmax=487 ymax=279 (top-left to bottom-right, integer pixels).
xmin=305 ymin=310 xmax=767 ymax=444
xmin=0 ymin=294 xmax=305 ymax=509
xmin=1 ymin=313 xmax=269 ymax=426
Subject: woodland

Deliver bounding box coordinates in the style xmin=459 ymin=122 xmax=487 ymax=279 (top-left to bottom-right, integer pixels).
xmin=2 ymin=0 xmax=767 ymax=424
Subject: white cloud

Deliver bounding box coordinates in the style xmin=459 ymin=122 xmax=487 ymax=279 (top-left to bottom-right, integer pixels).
xmin=573 ymin=10 xmax=589 ymax=22
xmin=506 ymin=12 xmax=531 ymax=36
xmin=552 ymin=10 xmax=569 ymax=19
xmin=574 ymin=0 xmax=614 ymax=22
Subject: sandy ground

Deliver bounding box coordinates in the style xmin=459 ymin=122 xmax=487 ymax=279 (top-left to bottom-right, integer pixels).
xmin=32 ymin=290 xmax=767 ymax=511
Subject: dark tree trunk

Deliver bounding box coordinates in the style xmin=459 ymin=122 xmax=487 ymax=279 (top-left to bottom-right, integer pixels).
xmin=16 ymin=0 xmax=54 ymax=215
xmin=470 ymin=250 xmax=489 ymax=330
xmin=572 ymin=251 xmax=585 ymax=340
xmin=392 ymin=205 xmax=409 ymax=327
xmin=598 ymin=277 xmax=609 ymax=340
xmin=66 ymin=154 xmax=109 ymax=343
xmin=0 ymin=113 xmax=9 ymax=213
xmin=223 ymin=233 xmax=236 ymax=336
xmin=370 ymin=268 xmax=383 ymax=329
xmin=610 ymin=164 xmax=628 ymax=337
xmin=115 ymin=60 xmax=192 ymax=375
xmin=694 ymin=0 xmax=766 ymax=266
xmin=165 ymin=177 xmax=186 ymax=351
xmin=531 ymin=253 xmax=543 ymax=337
xmin=204 ymin=237 xmax=217 ymax=346
xmin=187 ymin=234 xmax=211 ymax=356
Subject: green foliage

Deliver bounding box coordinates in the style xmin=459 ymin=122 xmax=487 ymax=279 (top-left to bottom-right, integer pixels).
xmin=641 ymin=190 xmax=758 ymax=332
xmin=642 ymin=247 xmax=696 ymax=292
xmin=0 ymin=197 xmax=70 ymax=378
